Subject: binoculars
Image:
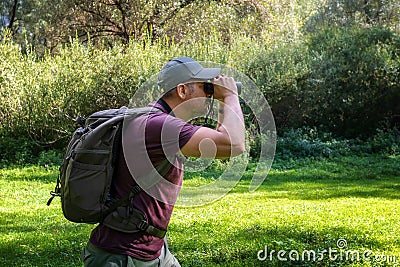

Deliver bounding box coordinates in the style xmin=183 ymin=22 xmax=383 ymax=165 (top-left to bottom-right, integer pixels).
xmin=204 ymin=82 xmax=242 ymax=95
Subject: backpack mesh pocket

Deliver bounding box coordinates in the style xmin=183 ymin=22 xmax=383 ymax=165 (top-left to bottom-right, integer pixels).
xmin=63 ymin=158 xmax=107 ymax=223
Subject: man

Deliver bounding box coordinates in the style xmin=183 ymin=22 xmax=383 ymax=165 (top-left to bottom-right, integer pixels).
xmin=81 ymin=56 xmax=245 ymax=266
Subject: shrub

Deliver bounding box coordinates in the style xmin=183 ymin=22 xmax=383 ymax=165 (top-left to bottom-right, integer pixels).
xmin=0 ymin=136 xmax=39 ymax=167
xmin=275 ymin=127 xmax=345 ymax=160
xmin=246 ymin=27 xmax=400 ymax=138
xmin=246 ymin=41 xmax=311 ymax=129
xmin=274 ymin=127 xmax=400 ymax=161
xmin=358 ymin=128 xmax=400 ymax=155
xmin=304 ymin=27 xmax=400 ymax=137
xmin=37 ymin=149 xmax=64 ymax=167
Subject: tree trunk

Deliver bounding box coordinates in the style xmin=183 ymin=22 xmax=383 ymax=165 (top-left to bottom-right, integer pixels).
xmin=7 ymin=0 xmax=18 ymax=31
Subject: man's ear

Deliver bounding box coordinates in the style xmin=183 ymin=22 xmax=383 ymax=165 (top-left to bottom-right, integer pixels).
xmin=176 ymin=84 xmax=186 ymax=99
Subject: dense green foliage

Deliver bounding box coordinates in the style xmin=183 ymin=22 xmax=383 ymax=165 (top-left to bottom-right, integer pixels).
xmin=1 ymin=155 xmax=399 ymax=266
xmin=1 ymin=25 xmax=399 ymax=163
xmin=305 ymin=27 xmax=400 ymax=137
xmin=248 ymin=27 xmax=400 ymax=137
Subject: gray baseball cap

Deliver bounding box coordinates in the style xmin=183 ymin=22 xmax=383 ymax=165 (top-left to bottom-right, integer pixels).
xmin=158 ymin=57 xmax=221 ymax=94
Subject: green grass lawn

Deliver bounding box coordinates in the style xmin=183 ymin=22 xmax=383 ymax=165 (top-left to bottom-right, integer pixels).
xmin=0 ymin=155 xmax=399 ymax=266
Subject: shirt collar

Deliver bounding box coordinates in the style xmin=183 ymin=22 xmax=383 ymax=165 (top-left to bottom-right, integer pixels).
xmin=154 ymin=98 xmax=175 ymax=116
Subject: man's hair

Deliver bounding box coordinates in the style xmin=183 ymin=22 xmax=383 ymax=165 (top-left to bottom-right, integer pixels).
xmin=162 ymin=87 xmax=177 ymax=99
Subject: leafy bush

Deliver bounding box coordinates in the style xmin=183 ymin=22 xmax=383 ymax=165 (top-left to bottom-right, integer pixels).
xmin=275 ymin=127 xmax=400 ymax=161
xmin=275 ymin=128 xmax=346 ymax=160
xmin=246 ymin=41 xmax=311 ymax=129
xmin=37 ymin=149 xmax=64 ymax=167
xmin=353 ymin=128 xmax=400 ymax=155
xmin=0 ymin=136 xmax=39 ymax=167
xmin=304 ymin=27 xmax=400 ymax=137
xmin=246 ymin=27 xmax=400 ymax=137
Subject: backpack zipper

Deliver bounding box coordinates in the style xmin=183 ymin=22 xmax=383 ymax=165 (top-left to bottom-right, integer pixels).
xmin=74 ymin=149 xmax=110 ymax=154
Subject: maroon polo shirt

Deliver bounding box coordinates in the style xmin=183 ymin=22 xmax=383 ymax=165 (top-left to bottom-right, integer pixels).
xmin=89 ymin=101 xmax=200 ymax=260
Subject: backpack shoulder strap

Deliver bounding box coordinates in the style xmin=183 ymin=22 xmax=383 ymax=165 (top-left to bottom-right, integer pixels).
xmin=100 ymin=106 xmax=171 ymax=218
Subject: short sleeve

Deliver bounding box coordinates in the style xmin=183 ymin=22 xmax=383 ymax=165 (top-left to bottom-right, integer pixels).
xmin=145 ymin=113 xmax=201 ymax=158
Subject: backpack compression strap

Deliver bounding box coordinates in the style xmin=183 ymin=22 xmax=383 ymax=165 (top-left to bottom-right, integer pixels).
xmin=102 ymin=185 xmax=167 ymax=238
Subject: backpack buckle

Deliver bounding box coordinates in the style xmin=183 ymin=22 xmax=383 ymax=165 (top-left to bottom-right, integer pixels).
xmin=137 ymin=220 xmax=149 ymax=231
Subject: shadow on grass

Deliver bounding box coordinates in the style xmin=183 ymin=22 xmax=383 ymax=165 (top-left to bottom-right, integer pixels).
xmin=231 ymin=155 xmax=400 ymax=200
xmin=232 ymin=176 xmax=400 ymax=200
xmin=179 ymin=176 xmax=400 ymax=203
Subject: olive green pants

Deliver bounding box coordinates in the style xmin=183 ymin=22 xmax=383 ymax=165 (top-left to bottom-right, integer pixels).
xmin=81 ymin=239 xmax=180 ymax=267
